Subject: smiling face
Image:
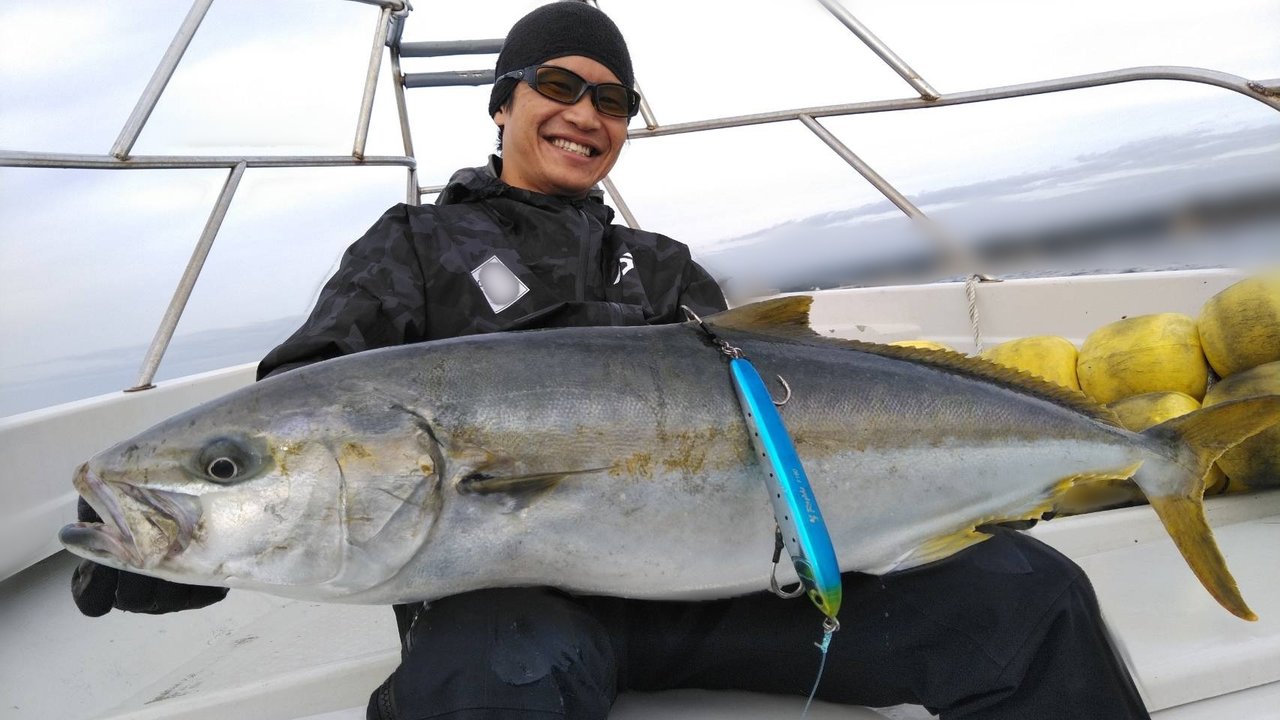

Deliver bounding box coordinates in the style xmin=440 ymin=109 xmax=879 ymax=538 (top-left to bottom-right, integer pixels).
xmin=494 ymin=55 xmax=630 ymax=198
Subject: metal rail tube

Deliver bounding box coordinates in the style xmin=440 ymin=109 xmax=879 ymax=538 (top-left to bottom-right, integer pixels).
xmin=128 ymin=162 xmax=247 ymax=391
xmin=406 ymin=167 xmax=420 ymax=205
xmin=346 ymin=0 xmax=406 ymax=9
xmin=629 ymin=66 xmax=1280 ymax=139
xmin=0 ymin=152 xmax=415 ymax=170
xmin=796 ymin=114 xmax=922 ymax=221
xmin=587 ymin=0 xmax=657 ymax=128
xmin=399 ymin=39 xmax=505 ymax=57
xmin=384 ymin=5 xmax=407 ymax=48
xmin=1250 ymin=78 xmax=1280 ymax=97
xmin=815 ymin=0 xmax=939 ymax=100
xmin=389 ymin=47 xmax=419 ymax=205
xmin=797 ymin=114 xmax=972 ymax=271
xmin=601 ymin=176 xmax=641 ymax=229
xmin=110 ymin=0 xmax=215 ymax=160
xmin=634 ymin=81 xmax=659 ymax=130
xmin=354 ymin=6 xmax=393 ymax=160
xmin=403 ymin=70 xmax=495 ymax=88
xmin=390 ymin=49 xmax=416 ymax=159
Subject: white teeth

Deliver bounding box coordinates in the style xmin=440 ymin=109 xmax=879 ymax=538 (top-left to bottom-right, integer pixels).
xmin=551 ymin=138 xmax=593 ymax=157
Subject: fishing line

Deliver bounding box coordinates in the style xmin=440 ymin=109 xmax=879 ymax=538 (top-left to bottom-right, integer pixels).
xmin=802 ymin=616 xmax=840 ymax=718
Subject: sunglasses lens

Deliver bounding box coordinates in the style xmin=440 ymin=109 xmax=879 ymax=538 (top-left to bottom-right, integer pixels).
xmin=595 ymin=86 xmax=636 ymax=118
xmin=530 ymin=65 xmax=638 ymax=118
xmin=533 ymin=66 xmax=584 ymax=104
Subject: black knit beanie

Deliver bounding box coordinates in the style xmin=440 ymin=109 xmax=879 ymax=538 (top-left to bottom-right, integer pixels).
xmin=488 ymin=2 xmax=634 ymax=118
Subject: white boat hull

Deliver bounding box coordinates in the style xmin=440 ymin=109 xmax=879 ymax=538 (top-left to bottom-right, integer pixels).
xmin=4 ymin=269 xmax=1277 ymax=719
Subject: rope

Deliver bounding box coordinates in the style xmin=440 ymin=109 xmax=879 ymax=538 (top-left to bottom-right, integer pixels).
xmin=964 ymin=273 xmax=985 ymax=354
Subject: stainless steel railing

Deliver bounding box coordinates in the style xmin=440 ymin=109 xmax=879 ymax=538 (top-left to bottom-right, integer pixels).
xmin=3 ymin=0 xmax=1277 ymax=389
xmin=1 ymin=0 xmax=414 ymax=391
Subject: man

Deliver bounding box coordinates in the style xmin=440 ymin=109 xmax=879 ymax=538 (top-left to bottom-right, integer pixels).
xmin=72 ymin=4 xmax=1151 ymax=719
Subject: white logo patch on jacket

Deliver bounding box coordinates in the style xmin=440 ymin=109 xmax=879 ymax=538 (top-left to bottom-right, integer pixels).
xmin=612 ymin=251 xmax=635 ymax=285
xmin=471 ymin=256 xmax=529 ymax=313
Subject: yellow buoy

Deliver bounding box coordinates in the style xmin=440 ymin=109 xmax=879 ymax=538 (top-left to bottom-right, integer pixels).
xmin=1107 ymin=390 xmax=1201 ymax=429
xmin=1202 ymin=360 xmax=1280 ymax=491
xmin=889 ymin=339 xmax=954 ymax=352
xmin=981 ymin=336 xmax=1080 ymax=390
xmin=1106 ymin=391 xmax=1227 ymax=495
xmin=1197 ymin=274 xmax=1280 ymax=377
xmin=1077 ymin=313 xmax=1208 ymax=404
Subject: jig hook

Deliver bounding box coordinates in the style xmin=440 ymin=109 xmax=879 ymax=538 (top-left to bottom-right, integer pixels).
xmin=772 ymin=375 xmax=792 ymax=407
xmin=769 ymin=524 xmax=806 ymax=599
xmin=771 ymin=565 xmax=807 ymax=599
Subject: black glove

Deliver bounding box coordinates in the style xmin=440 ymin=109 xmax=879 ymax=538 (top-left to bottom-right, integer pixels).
xmin=71 ymin=497 xmax=229 ymax=617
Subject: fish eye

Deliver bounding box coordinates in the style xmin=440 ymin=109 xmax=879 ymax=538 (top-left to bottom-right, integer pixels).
xmin=197 ymin=436 xmax=259 ymax=484
xmin=207 ymin=457 xmax=239 ymax=481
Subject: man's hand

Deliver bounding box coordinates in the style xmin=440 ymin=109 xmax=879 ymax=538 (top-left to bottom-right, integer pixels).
xmin=70 ymin=497 xmax=228 ymax=617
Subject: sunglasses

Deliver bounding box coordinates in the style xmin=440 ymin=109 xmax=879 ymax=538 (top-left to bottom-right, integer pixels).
xmin=498 ymin=64 xmax=641 ymax=119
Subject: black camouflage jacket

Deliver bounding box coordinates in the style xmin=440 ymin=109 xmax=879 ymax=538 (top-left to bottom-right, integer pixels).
xmin=257 ymin=157 xmax=726 ymax=378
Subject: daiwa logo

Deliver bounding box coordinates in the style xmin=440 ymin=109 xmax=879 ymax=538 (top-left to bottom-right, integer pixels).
xmin=797 ymin=482 xmax=819 ymax=524
xmin=612 ymin=251 xmax=635 ymax=285
xmin=471 ymin=256 xmax=529 ymax=313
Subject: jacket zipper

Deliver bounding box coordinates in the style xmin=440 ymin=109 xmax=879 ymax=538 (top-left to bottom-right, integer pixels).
xmin=575 ymin=205 xmax=591 ymax=301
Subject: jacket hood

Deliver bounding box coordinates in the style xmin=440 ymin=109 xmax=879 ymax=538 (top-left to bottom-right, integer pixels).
xmin=437 ymin=156 xmax=615 ymax=225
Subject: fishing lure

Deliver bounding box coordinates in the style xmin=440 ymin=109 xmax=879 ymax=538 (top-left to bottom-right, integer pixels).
xmin=684 ymin=306 xmax=843 ymax=622
xmin=728 ymin=355 xmax=843 ymax=621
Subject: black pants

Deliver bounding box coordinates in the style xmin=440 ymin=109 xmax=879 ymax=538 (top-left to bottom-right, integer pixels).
xmin=368 ymin=530 xmax=1150 ymax=720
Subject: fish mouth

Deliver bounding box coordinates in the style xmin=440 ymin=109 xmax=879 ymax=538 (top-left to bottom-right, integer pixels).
xmin=59 ymin=462 xmax=200 ymax=569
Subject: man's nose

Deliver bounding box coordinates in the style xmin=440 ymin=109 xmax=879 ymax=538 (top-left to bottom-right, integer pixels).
xmin=562 ymin=93 xmax=602 ymax=129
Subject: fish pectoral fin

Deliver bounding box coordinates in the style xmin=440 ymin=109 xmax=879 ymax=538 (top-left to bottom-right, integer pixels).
xmin=456 ymin=466 xmax=610 ymax=510
xmin=458 ymin=470 xmax=563 ymax=495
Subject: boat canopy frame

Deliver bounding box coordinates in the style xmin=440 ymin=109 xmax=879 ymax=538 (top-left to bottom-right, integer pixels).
xmin=2 ymin=0 xmax=1277 ymax=389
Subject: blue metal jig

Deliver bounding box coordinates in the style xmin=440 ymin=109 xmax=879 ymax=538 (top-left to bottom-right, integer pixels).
xmin=682 ymin=305 xmax=842 ymax=623
xmin=728 ymin=356 xmax=843 ymax=621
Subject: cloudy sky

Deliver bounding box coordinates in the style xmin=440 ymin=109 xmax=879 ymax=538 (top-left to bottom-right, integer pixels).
xmin=1 ymin=0 xmax=1278 ymax=416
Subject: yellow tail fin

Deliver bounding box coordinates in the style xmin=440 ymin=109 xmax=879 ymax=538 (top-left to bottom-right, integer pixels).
xmin=1133 ymin=394 xmax=1280 ymax=621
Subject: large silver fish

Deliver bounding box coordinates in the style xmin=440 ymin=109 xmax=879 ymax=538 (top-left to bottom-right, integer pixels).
xmin=60 ymin=298 xmax=1280 ymax=620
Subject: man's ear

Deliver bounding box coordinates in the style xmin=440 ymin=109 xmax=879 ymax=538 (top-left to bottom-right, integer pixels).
xmin=493 ymin=109 xmax=506 ymax=129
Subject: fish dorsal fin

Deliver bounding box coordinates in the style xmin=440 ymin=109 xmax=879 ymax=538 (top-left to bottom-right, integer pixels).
xmin=841 ymin=341 xmax=1124 ymax=428
xmin=704 ymin=296 xmax=1120 ymax=428
xmin=702 ymin=296 xmax=819 ymax=341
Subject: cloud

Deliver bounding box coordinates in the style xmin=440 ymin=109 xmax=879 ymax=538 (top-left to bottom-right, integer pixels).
xmin=0 ymin=4 xmax=114 ymax=77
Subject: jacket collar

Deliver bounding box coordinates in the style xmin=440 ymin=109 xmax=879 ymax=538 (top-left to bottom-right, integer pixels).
xmin=437 ymin=155 xmax=616 ymax=225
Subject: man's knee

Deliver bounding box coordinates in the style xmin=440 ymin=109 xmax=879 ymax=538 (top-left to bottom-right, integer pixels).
xmin=369 ymin=588 xmax=618 ymax=720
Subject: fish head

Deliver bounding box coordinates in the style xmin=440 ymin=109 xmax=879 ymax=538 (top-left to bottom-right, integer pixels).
xmin=59 ymin=379 xmax=444 ymax=599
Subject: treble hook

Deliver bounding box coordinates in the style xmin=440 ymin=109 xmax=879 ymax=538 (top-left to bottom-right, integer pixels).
xmin=772 ymin=375 xmax=792 ymax=407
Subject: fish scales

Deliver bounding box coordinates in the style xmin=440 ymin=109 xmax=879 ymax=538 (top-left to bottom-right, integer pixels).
xmin=61 ymin=298 xmax=1280 ymax=619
